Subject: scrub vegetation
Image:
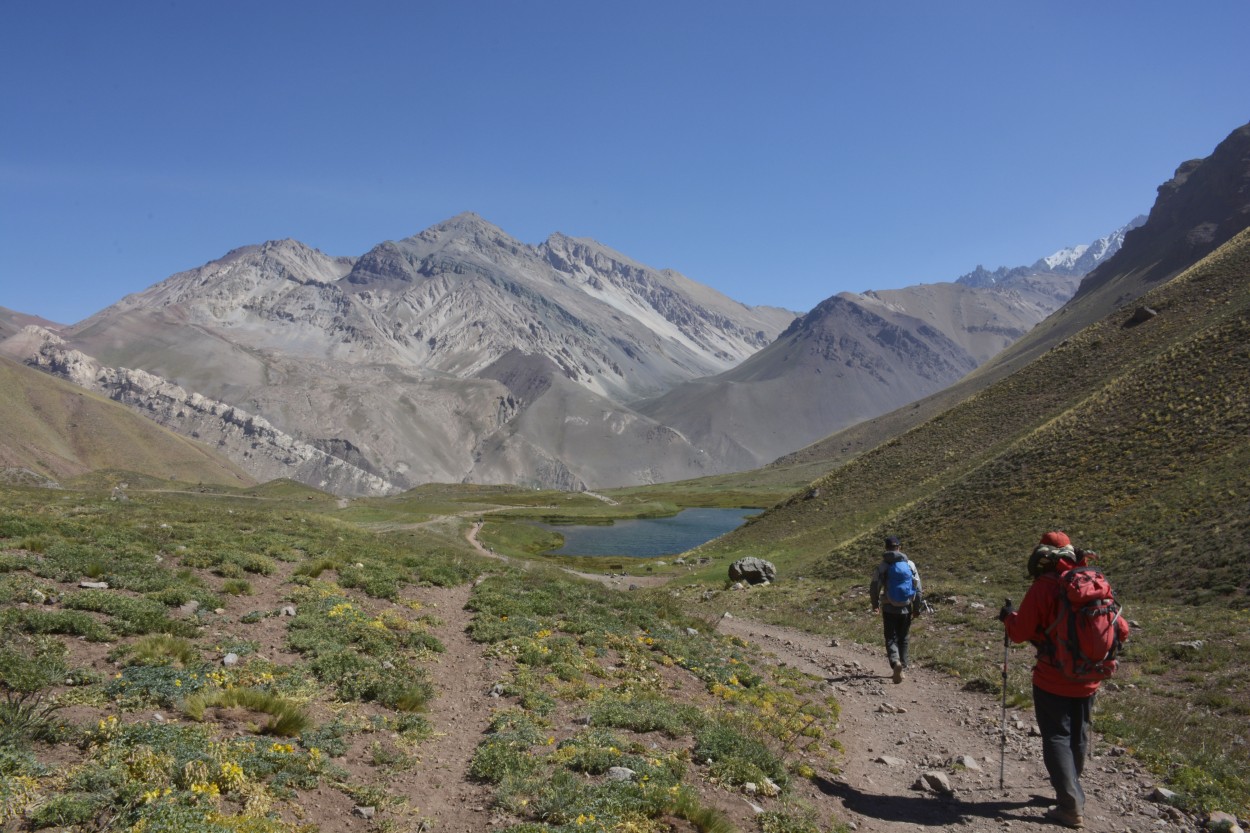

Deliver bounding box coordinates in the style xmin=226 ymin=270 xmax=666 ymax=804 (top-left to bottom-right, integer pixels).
xmin=0 ymin=481 xmax=846 ymax=832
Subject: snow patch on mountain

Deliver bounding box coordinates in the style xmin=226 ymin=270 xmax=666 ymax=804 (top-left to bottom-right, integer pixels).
xmin=957 ymin=216 xmax=1147 ymax=287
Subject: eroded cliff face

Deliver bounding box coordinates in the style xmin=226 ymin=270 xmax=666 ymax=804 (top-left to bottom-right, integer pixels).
xmin=17 ymin=327 xmax=399 ymax=496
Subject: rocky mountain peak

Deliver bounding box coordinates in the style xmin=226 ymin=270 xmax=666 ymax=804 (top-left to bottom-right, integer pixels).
xmin=1075 ymin=120 xmax=1250 ymax=300
xmin=538 ymin=233 xmax=648 ymax=285
xmin=88 ymin=238 xmax=352 ymax=323
xmin=405 ymin=212 xmax=520 ymax=252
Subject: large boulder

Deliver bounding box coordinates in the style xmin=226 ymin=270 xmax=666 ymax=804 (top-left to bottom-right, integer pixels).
xmin=728 ymin=557 xmax=776 ymax=585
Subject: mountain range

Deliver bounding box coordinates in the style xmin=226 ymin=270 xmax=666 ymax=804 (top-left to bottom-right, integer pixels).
xmin=8 ymin=116 xmax=1244 ymax=497
xmin=0 ymin=217 xmax=1120 ymax=494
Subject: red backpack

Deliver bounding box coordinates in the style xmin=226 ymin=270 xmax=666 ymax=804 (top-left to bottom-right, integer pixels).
xmin=1044 ymin=560 xmax=1124 ymax=682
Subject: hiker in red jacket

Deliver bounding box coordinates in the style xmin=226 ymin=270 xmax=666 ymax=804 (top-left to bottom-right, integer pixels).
xmin=999 ymin=531 xmax=1130 ymax=830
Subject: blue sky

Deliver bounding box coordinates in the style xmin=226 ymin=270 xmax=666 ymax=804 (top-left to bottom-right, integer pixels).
xmin=3 ymin=1 xmax=1248 ymax=324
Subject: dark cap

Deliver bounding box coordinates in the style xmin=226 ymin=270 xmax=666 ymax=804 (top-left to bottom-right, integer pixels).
xmin=884 ymin=535 xmax=900 ymax=549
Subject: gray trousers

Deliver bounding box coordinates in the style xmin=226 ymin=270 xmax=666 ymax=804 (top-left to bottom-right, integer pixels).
xmin=1033 ymin=684 xmax=1093 ymax=814
xmin=882 ymin=610 xmax=912 ymax=667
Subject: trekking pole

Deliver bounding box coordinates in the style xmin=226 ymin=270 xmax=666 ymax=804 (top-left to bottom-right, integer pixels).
xmin=999 ymin=598 xmax=1010 ymax=792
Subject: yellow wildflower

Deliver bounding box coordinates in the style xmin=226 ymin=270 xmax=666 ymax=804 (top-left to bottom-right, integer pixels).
xmin=219 ymin=761 xmax=245 ymax=791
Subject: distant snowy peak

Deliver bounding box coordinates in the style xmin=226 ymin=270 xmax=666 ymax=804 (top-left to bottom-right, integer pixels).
xmin=1037 ymin=243 xmax=1090 ymax=272
xmin=957 ymin=215 xmax=1148 ymax=287
xmin=1033 ymin=215 xmax=1147 ymax=275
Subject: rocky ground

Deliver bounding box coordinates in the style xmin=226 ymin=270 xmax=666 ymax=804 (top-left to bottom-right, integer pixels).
xmin=712 ymin=615 xmax=1201 ymax=833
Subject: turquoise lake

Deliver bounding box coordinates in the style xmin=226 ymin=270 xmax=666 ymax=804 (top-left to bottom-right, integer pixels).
xmin=540 ymin=507 xmax=762 ymax=558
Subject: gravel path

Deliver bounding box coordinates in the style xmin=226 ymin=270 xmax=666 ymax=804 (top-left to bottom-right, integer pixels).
xmin=713 ymin=614 xmax=1191 ymax=833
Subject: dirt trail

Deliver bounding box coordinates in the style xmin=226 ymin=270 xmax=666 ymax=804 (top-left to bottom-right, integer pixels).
xmin=392 ymin=582 xmax=501 ymax=832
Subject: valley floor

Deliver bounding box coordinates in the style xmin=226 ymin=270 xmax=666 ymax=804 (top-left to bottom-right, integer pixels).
xmin=1 ymin=511 xmax=1207 ymax=833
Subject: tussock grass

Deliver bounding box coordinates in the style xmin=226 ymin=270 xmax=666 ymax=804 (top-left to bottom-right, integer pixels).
xmin=0 ymin=634 xmax=68 ymax=747
xmin=124 ymin=634 xmax=199 ymax=667
xmin=183 ymin=687 xmax=311 ymax=737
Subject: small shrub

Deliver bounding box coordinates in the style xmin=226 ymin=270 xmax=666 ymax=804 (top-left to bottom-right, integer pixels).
xmin=757 ymin=805 xmax=832 ymax=833
xmin=469 ymin=737 xmax=541 ymax=783
xmin=554 ymin=730 xmax=625 ymax=775
xmin=62 ymin=591 xmax=197 ymax=637
xmin=107 ymin=665 xmax=209 ymax=707
xmin=671 ymin=791 xmax=736 ymax=833
xmin=390 ymin=680 xmax=435 ymax=713
xmin=590 ymin=693 xmax=705 ymax=738
xmin=294 ymin=557 xmax=338 ymax=578
xmin=27 ymin=792 xmax=106 ymax=829
xmin=1 ymin=607 xmax=111 ymax=641
xmin=222 ymin=578 xmax=253 ymax=596
xmin=694 ymin=721 xmax=788 ymax=790
xmin=299 ymin=720 xmax=351 ymax=758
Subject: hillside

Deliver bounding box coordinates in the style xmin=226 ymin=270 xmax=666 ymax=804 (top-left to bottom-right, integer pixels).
xmin=0 ymin=356 xmax=254 ymax=489
xmin=634 ymin=240 xmax=1117 ymax=469
xmin=0 ymin=306 xmax=62 ymax=342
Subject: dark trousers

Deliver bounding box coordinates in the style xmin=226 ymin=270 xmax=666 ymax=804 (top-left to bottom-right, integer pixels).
xmin=882 ymin=610 xmax=912 ymax=668
xmin=1033 ymin=684 xmax=1093 ymax=814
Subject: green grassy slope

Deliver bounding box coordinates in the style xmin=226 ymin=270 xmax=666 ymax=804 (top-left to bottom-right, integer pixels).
xmin=0 ymin=357 xmax=255 ymax=489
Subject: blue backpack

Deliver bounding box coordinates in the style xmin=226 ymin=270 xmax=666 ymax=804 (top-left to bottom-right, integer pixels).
xmin=885 ymin=559 xmax=916 ymax=606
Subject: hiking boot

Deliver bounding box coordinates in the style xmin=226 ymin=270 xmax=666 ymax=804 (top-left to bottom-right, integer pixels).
xmin=891 ymin=661 xmax=904 ymax=684
xmin=1043 ymin=806 xmax=1084 ymax=828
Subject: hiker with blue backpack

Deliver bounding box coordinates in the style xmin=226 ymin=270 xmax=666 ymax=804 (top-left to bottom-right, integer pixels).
xmin=870 ymin=535 xmax=922 ymax=684
xmin=998 ymin=531 xmax=1130 ymax=830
